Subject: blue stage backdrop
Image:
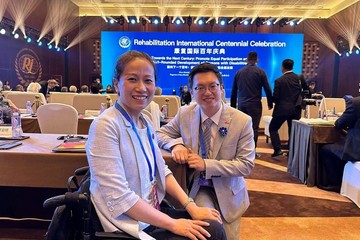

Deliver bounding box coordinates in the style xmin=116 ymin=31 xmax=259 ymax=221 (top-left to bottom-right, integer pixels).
xmin=101 ymin=32 xmax=304 ymax=97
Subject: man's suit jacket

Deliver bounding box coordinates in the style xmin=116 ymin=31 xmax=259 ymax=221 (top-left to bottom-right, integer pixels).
xmin=157 ymin=102 xmax=255 ymax=223
xmin=335 ymin=96 xmax=360 ymax=162
xmin=272 ymin=72 xmax=308 ymax=117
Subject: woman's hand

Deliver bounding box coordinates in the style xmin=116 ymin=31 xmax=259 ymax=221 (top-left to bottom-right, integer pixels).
xmin=188 ymin=205 xmax=222 ymax=224
xmin=169 ymin=218 xmax=211 ymax=240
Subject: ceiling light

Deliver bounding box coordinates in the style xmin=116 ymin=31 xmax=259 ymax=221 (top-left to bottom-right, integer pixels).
xmin=219 ymin=18 xmax=227 ymax=26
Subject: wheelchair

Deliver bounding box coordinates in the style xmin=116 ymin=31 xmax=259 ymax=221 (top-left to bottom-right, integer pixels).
xmin=43 ymin=166 xmax=136 ymax=240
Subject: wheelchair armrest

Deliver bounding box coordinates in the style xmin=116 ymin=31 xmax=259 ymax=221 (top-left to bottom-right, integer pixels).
xmin=43 ymin=192 xmax=88 ymax=208
xmin=74 ymin=166 xmax=89 ymax=176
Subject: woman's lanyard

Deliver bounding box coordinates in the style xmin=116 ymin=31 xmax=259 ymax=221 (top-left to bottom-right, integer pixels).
xmin=114 ymin=102 xmax=157 ymax=182
xmin=198 ymin=122 xmax=207 ymax=159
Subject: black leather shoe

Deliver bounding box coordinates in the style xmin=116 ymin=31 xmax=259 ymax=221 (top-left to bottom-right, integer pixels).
xmin=271 ymin=150 xmax=284 ymax=157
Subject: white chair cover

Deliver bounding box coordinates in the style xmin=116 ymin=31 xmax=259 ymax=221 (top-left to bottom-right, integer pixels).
xmin=37 ymin=103 xmax=79 ymax=134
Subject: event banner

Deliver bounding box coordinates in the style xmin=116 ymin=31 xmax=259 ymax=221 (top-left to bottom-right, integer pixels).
xmin=101 ymin=32 xmax=304 ymax=96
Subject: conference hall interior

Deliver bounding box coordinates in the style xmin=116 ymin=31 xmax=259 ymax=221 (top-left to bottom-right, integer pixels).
xmin=0 ymin=0 xmax=360 ymax=239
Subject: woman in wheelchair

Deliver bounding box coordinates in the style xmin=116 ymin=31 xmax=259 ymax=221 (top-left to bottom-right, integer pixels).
xmin=86 ymin=51 xmax=226 ymax=240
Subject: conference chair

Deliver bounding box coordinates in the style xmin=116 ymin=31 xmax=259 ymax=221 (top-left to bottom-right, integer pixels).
xmin=1 ymin=90 xmax=12 ymax=98
xmin=37 ymin=103 xmax=79 ymax=134
xmin=260 ymin=97 xmax=273 ymax=130
xmin=6 ymin=91 xmax=47 ymax=112
xmin=152 ymin=95 xmax=180 ymax=117
xmin=143 ymin=101 xmax=161 ymax=130
xmin=72 ymin=94 xmax=108 ymax=115
xmin=48 ymin=92 xmax=78 ymax=106
xmin=262 ymin=116 xmax=289 ymax=143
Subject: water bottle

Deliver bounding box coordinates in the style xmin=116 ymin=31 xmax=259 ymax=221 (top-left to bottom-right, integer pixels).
xmin=26 ymin=100 xmax=33 ymax=114
xmin=11 ymin=112 xmax=23 ymax=137
xmin=106 ymin=96 xmax=112 ymax=108
xmin=161 ymin=104 xmax=168 ymax=119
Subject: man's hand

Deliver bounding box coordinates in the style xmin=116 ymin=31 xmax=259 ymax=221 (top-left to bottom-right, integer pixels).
xmin=187 ymin=149 xmax=206 ymax=171
xmin=171 ymin=144 xmax=189 ymax=164
xmin=187 ymin=205 xmax=223 ymax=224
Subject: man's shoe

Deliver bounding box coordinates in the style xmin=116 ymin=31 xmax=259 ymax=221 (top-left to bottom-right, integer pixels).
xmin=271 ymin=150 xmax=284 ymax=157
xmin=255 ymin=152 xmax=262 ymax=158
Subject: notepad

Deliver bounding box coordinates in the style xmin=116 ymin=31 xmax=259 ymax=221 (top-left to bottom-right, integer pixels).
xmin=52 ymin=140 xmax=86 ymax=153
xmin=0 ymin=140 xmax=22 ymax=150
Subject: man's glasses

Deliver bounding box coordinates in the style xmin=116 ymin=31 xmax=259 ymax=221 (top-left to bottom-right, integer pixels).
xmin=193 ymin=83 xmax=220 ymax=94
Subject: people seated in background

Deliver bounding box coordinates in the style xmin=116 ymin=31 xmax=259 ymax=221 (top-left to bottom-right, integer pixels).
xmin=180 ymin=85 xmax=192 ymax=105
xmin=90 ymin=82 xmax=100 ymax=94
xmin=318 ymin=96 xmax=360 ymax=192
xmin=61 ymin=86 xmax=68 ymax=92
xmin=0 ymin=94 xmax=19 ymax=124
xmin=27 ymin=82 xmax=42 ymax=93
xmin=105 ymin=84 xmax=115 ymax=93
xmin=305 ymin=79 xmax=318 ymax=96
xmin=154 ymin=86 xmax=162 ymax=95
xmin=69 ymin=85 xmax=78 ymax=93
xmin=157 ymin=62 xmax=255 ymax=239
xmin=86 ymin=51 xmax=225 ymax=239
xmin=80 ymin=84 xmax=89 ymax=93
xmin=14 ymin=84 xmax=25 ymax=92
xmin=4 ymin=81 xmax=11 ymax=91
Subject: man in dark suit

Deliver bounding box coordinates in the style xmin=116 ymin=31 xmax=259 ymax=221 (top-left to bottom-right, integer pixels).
xmin=39 ymin=79 xmax=60 ymax=98
xmin=230 ymin=51 xmax=273 ymax=150
xmin=318 ymin=96 xmax=360 ymax=192
xmin=269 ymin=59 xmax=309 ymax=157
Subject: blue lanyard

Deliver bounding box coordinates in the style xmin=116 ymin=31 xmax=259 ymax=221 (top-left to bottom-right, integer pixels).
xmin=198 ymin=121 xmax=207 ymax=159
xmin=115 ymin=102 xmax=157 ymax=181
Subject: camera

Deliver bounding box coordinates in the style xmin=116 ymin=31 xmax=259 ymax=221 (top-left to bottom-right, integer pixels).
xmin=300 ymin=90 xmax=316 ymax=109
xmin=302 ymin=98 xmax=317 ymax=106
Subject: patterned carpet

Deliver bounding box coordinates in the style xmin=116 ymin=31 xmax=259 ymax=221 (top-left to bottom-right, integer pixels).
xmin=244 ymin=152 xmax=360 ymax=217
xmin=240 ymin=138 xmax=360 ymax=240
